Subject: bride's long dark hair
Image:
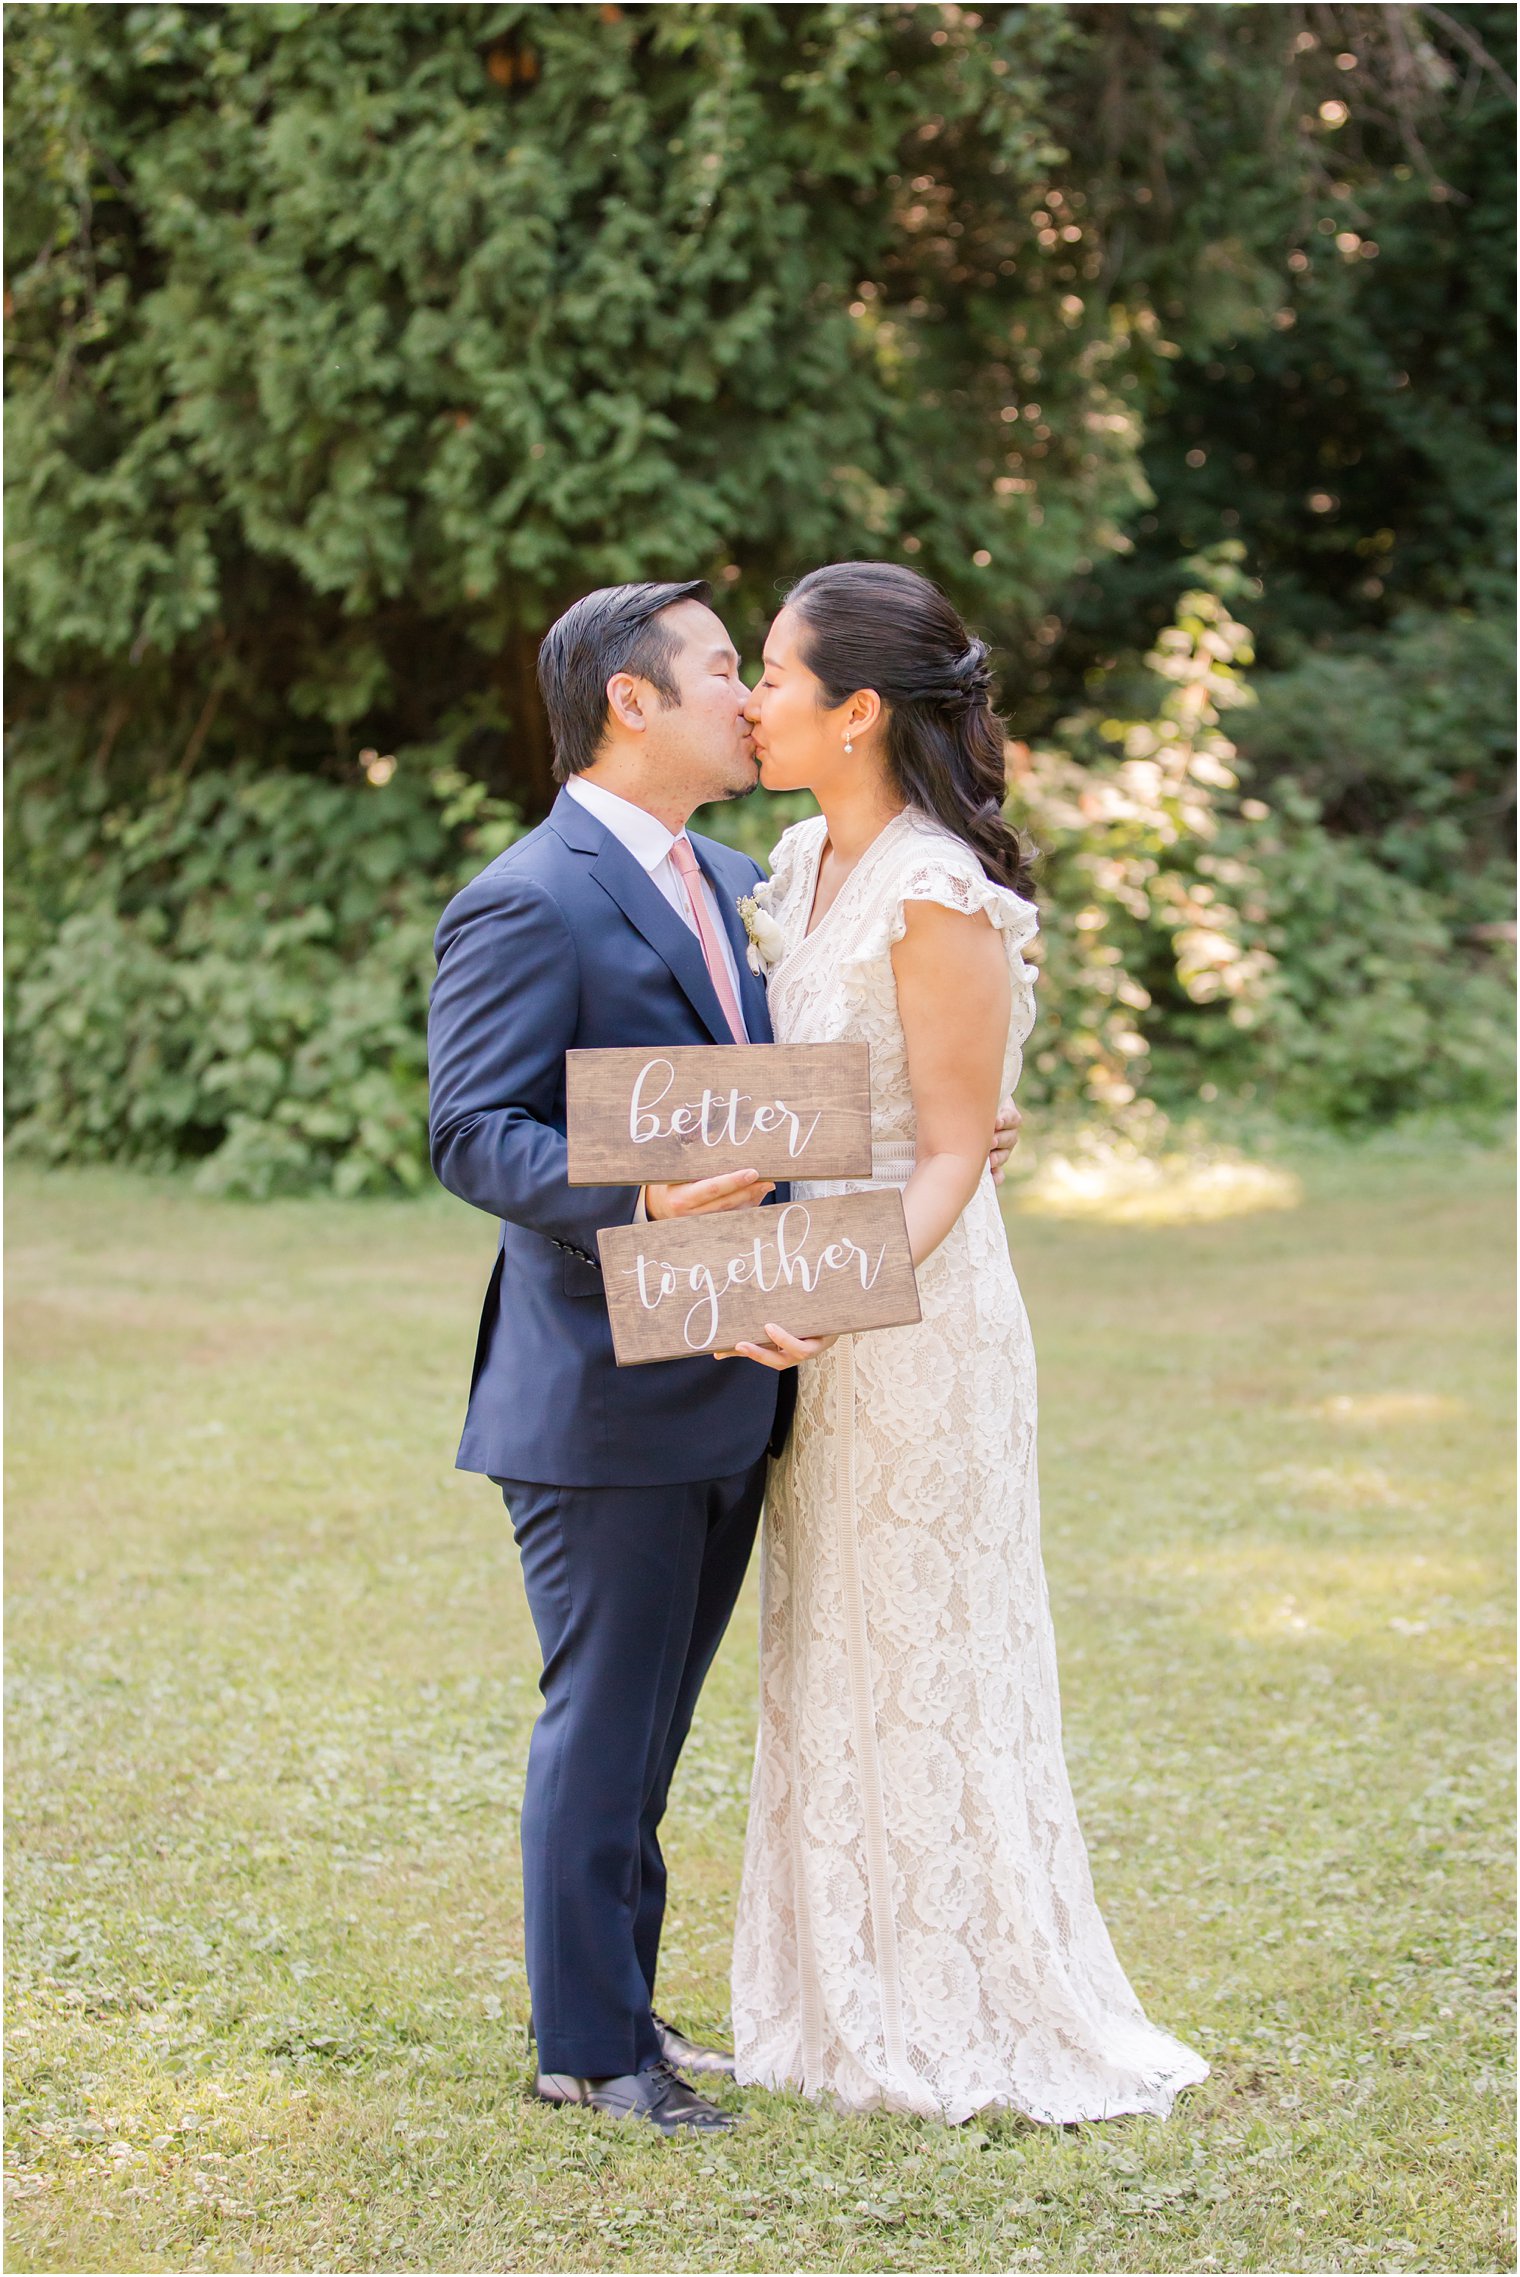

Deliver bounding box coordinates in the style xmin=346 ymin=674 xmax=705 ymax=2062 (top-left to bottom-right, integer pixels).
xmin=785 ymin=560 xmax=1036 ymax=897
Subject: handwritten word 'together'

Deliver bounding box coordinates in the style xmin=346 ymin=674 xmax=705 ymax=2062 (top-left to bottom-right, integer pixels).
xmin=623 ymin=1205 xmax=889 ymax=1351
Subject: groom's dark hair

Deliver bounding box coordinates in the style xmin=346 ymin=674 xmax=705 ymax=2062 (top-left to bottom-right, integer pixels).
xmin=539 ymin=580 xmax=713 ymax=781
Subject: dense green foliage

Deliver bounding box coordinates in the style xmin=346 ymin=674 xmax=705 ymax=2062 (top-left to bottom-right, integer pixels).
xmin=1222 ymin=786 xmax=1516 ymax=1127
xmin=1004 ymin=573 xmax=1516 ymax=1128
xmin=5 ymin=0 xmax=1152 ymax=798
xmin=1237 ymin=609 xmax=1515 ymax=911
xmin=9 ymin=3 xmax=1512 ymax=775
xmin=4 ymin=2 xmax=1513 ymax=1189
xmin=6 ymin=756 xmax=517 ymax=1194
xmin=1005 ymin=562 xmax=1278 ymax=1119
xmin=1044 ymin=5 xmax=1515 ymax=688
xmin=9 ymin=564 xmax=1506 ymax=1196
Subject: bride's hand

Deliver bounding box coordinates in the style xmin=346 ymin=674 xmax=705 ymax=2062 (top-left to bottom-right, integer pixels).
xmin=989 ymin=1095 xmax=1022 ymax=1181
xmin=716 ymin=1322 xmax=839 ymax=1370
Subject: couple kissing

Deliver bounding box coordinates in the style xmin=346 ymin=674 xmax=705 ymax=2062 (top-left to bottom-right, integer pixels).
xmin=426 ymin=562 xmax=1208 ymax=2132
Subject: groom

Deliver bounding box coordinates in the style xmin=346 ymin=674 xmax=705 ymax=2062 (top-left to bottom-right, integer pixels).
xmin=428 ymin=579 xmax=1019 ymax=2133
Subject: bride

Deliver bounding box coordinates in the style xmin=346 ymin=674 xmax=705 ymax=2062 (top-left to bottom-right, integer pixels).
xmin=724 ymin=561 xmax=1209 ymax=2126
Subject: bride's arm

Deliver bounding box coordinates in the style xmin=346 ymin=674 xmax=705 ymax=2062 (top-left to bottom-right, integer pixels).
xmin=892 ymin=899 xmax=1012 ymax=1269
xmin=724 ymin=896 xmax=1010 ymax=1371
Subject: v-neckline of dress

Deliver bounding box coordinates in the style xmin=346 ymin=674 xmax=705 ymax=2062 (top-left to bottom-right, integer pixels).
xmin=791 ymin=809 xmax=912 ymax=968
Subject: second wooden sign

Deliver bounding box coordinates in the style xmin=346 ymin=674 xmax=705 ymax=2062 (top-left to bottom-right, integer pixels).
xmin=596 ymin=1189 xmax=921 ymax=1365
xmin=566 ymin=1042 xmax=872 ymax=1185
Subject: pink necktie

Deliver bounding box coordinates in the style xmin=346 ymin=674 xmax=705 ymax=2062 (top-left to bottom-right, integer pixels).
xmin=669 ymin=835 xmax=747 ymax=1044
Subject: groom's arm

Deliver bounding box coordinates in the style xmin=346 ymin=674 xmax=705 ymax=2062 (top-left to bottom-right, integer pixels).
xmin=427 ymin=868 xmax=638 ymax=1257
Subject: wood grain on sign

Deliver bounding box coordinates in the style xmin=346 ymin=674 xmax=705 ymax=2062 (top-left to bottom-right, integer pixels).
xmin=597 ymin=1189 xmax=920 ymax=1366
xmin=565 ymin=1042 xmax=872 ymax=1186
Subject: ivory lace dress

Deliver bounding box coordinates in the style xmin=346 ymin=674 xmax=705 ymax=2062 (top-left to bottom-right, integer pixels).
xmin=729 ymin=809 xmax=1209 ymax=2125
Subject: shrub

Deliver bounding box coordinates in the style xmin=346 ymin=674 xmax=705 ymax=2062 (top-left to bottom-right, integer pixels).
xmin=1235 ymin=609 xmax=1516 ymax=916
xmin=1215 ymin=606 xmax=1517 ymax=1124
xmin=8 ymin=570 xmax=1511 ymax=1198
xmin=1003 ymin=561 xmax=1515 ymax=1128
xmin=1204 ymin=785 xmax=1517 ymax=1126
xmin=1005 ymin=557 xmax=1277 ymax=1116
xmin=5 ymin=749 xmax=519 ymax=1196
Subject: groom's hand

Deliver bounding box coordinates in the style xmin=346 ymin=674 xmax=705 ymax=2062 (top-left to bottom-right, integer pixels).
xmin=644 ymin=1169 xmax=775 ymax=1220
xmin=990 ymin=1095 xmax=1022 ymax=1181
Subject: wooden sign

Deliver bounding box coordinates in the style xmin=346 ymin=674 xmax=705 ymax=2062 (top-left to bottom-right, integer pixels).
xmin=565 ymin=1043 xmax=872 ymax=1186
xmin=596 ymin=1189 xmax=921 ymax=1366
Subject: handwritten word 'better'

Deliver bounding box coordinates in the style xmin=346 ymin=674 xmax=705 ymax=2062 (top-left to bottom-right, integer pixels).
xmin=628 ymin=1059 xmax=824 ymax=1159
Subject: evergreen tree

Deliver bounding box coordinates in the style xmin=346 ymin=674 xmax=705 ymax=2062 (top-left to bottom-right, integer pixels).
xmin=1039 ymin=3 xmax=1515 ymax=697
xmin=6 ymin=2 xmax=1144 ymax=805
xmin=7 ymin=4 xmax=1509 ymax=809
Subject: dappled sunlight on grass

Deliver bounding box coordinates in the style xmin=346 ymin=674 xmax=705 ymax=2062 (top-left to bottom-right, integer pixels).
xmin=1258 ymin=1461 xmax=1413 ymax=1513
xmin=1007 ymin=1138 xmax=1302 ymax=1225
xmin=1298 ymin=1391 xmax=1472 ymax=1426
xmin=1120 ymin=1538 xmax=1506 ymax=1665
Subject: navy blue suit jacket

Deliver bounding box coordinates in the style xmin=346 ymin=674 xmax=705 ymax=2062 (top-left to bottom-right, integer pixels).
xmin=428 ymin=788 xmax=787 ymax=1487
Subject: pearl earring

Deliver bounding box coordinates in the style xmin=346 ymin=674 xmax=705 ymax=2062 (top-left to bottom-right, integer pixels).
xmin=844 ymin=737 xmax=854 ymax=754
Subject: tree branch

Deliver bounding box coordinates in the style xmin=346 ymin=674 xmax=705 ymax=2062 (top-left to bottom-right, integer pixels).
xmin=1418 ymin=4 xmax=1516 ymax=103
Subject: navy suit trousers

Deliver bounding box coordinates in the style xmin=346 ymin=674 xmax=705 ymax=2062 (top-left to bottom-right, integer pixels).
xmin=496 ymin=1458 xmax=768 ymax=2079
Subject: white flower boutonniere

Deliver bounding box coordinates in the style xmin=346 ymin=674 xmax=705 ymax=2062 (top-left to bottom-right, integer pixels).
xmin=737 ymin=892 xmax=786 ymax=976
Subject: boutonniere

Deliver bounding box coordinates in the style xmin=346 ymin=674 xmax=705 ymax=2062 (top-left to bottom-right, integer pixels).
xmin=737 ymin=891 xmax=785 ymax=976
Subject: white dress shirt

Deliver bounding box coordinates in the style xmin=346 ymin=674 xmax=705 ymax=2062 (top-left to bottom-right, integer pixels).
xmin=565 ymin=775 xmax=749 ymax=1032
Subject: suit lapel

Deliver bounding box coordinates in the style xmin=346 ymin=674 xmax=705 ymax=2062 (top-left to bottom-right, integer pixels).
xmin=593 ymin=842 xmax=737 ymax=1046
xmin=693 ymin=837 xmax=773 ymax=1044
xmin=549 ymin=792 xmax=734 ymax=1045
xmin=549 ymin=790 xmax=774 ymax=1047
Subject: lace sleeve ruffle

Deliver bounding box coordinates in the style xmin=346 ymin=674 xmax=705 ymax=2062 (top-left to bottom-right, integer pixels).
xmin=843 ymin=850 xmax=1039 ymax=978
xmin=894 ymin=859 xmax=1038 ymax=955
xmin=839 ymin=844 xmax=1041 ymax=1067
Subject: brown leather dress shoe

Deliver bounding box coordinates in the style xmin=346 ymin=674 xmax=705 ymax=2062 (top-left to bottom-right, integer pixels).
xmin=535 ymin=2059 xmax=738 ymax=2132
xmin=652 ymin=2010 xmax=736 ymax=2077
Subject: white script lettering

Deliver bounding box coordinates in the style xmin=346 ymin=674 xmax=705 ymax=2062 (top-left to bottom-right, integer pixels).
xmin=621 ymin=1204 xmax=890 ymax=1351
xmin=626 ymin=1058 xmax=826 ymax=1159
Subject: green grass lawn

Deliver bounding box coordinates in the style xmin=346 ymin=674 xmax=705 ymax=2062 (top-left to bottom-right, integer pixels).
xmin=5 ymin=1141 xmax=1514 ymax=2275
